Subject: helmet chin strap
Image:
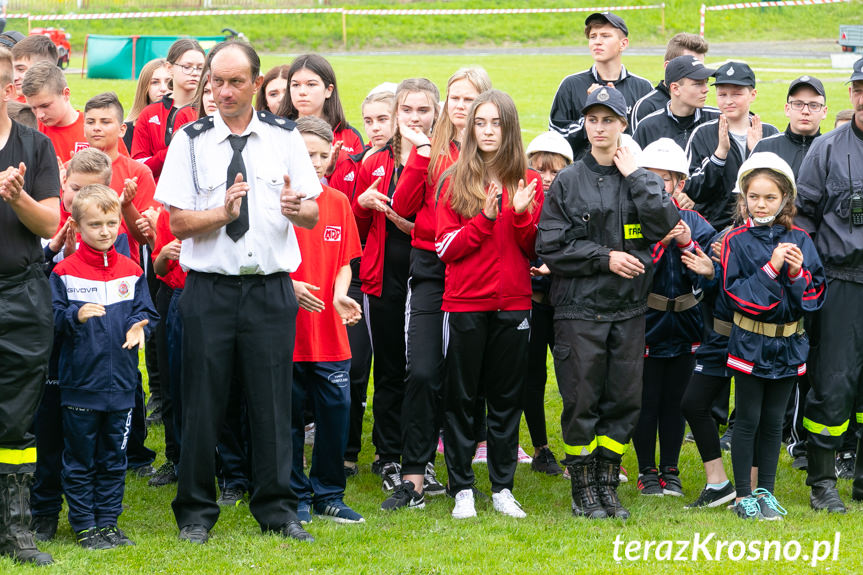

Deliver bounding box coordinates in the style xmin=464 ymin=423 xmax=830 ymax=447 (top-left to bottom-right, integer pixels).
xmin=749 ymin=195 xmax=788 ymax=225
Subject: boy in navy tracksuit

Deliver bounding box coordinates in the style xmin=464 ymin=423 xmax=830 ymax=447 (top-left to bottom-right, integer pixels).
xmin=50 ymin=184 xmax=157 ymax=549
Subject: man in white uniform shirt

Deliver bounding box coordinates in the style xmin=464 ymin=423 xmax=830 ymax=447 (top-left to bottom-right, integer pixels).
xmin=154 ymin=39 xmax=320 ymax=544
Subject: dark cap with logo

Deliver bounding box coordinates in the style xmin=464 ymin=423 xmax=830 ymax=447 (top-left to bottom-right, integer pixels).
xmin=584 ymin=12 xmax=629 ymax=37
xmin=787 ymin=75 xmax=825 ymax=98
xmin=849 ymin=58 xmax=863 ymax=83
xmin=665 ymin=55 xmax=716 ymax=85
xmin=581 ymin=86 xmax=628 ymax=118
xmin=712 ymin=62 xmax=756 ymax=88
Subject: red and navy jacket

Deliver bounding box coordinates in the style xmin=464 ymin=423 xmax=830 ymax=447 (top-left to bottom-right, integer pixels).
xmin=645 ymin=207 xmax=716 ymax=358
xmin=329 ymin=146 xmax=368 ymax=203
xmin=51 ymin=243 xmax=158 ymax=411
xmin=435 ymin=171 xmax=544 ymax=312
xmin=392 ymin=142 xmax=458 ymax=253
xmin=721 ymin=221 xmax=826 ymax=378
xmin=131 ymin=96 xmax=197 ymax=182
xmin=333 ymin=123 xmax=364 ymax=156
xmin=693 ymin=227 xmax=734 ymax=378
xmin=352 ymin=143 xmax=411 ymax=297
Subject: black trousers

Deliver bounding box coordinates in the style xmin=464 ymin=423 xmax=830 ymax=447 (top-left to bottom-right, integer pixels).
xmin=633 ymin=354 xmax=694 ymax=471
xmin=554 ymin=316 xmax=645 ymax=464
xmin=364 ymin=239 xmax=410 ymax=464
xmin=443 ymin=310 xmax=529 ymax=494
xmin=805 ymin=279 xmax=863 ymax=451
xmin=142 ymin=246 xmax=163 ymax=415
xmin=344 ymin=268 xmax=372 ymax=463
xmin=172 ymin=271 xmax=299 ymax=531
xmin=523 ymin=300 xmax=554 ymax=448
xmin=0 ymin=265 xmax=52 ymax=475
xmin=155 ymin=283 xmax=178 ymax=463
xmin=31 ymin=382 xmax=63 ymax=517
xmin=401 ymin=249 xmax=445 ymax=476
xmin=731 ymin=373 xmax=795 ymax=497
xmin=681 ymin=373 xmax=732 ymax=463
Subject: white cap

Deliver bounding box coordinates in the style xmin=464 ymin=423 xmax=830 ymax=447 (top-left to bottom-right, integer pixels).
xmin=367 ymin=82 xmax=398 ymax=98
xmin=526 ymin=131 xmax=573 ymax=163
xmin=620 ymin=133 xmax=642 ymax=159
xmin=638 ymin=138 xmax=689 ymax=178
xmin=735 ymin=152 xmax=797 ymax=201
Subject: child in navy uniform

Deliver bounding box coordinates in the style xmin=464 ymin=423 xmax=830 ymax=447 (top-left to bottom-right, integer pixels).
xmin=721 ymin=153 xmax=826 ymax=519
xmin=50 ymin=185 xmax=158 ymax=548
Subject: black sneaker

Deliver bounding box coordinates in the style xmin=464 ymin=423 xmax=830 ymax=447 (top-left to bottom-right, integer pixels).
xmin=76 ymin=526 xmax=114 ymax=550
xmin=836 ymin=451 xmax=855 ymax=480
xmin=531 ymin=447 xmax=563 ymax=476
xmin=217 ymin=487 xmax=245 ymax=507
xmin=148 ymin=461 xmax=178 ymax=487
xmin=637 ymin=468 xmax=663 ymax=496
xmin=30 ymin=515 xmax=58 ymax=542
xmin=100 ymin=525 xmax=135 ymax=546
xmin=371 ymin=460 xmax=383 ymax=476
xmin=732 ymin=496 xmax=764 ymax=520
xmin=381 ymin=480 xmax=426 ymax=511
xmin=684 ymin=482 xmax=736 ymax=509
xmin=344 ymin=461 xmax=359 ymax=478
xmin=684 ymin=431 xmax=695 ymax=443
xmin=659 ymin=466 xmax=683 ymax=497
xmin=380 ymin=462 xmax=402 ymax=492
xmin=719 ymin=428 xmax=733 ymax=452
xmin=791 ymin=454 xmax=808 ymax=471
xmin=128 ymin=464 xmax=155 ymax=478
xmin=423 ymin=463 xmax=446 ymax=496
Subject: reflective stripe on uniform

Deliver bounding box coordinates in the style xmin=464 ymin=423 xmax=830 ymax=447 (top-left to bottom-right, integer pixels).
xmin=563 ymin=437 xmax=597 ymax=457
xmin=597 ymin=435 xmax=627 ymax=455
xmin=0 ymin=447 xmax=37 ymax=465
xmin=857 ymin=413 xmax=863 ymax=424
xmin=802 ymin=417 xmax=849 ymax=437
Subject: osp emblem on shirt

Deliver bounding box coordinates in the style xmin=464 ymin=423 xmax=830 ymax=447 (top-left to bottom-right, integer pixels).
xmin=118 ymin=281 xmax=131 ymax=298
xmin=372 ymin=166 xmax=385 ymax=177
xmin=323 ymin=226 xmax=342 ymax=241
xmin=148 ymin=115 xmax=161 ymax=125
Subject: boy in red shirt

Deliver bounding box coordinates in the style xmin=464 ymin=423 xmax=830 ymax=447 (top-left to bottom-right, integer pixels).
xmin=22 ymin=62 xmax=129 ymax=163
xmin=290 ymin=116 xmax=364 ymax=524
xmin=11 ymin=35 xmax=57 ymax=103
xmin=83 ymin=92 xmax=157 ymax=266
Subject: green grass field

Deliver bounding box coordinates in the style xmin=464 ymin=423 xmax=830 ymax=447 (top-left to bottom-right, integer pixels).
xmin=7 ymin=52 xmax=861 ymax=573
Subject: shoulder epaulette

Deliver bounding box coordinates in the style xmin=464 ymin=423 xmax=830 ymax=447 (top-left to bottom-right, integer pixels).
xmin=184 ymin=114 xmax=215 ymax=138
xmin=257 ymin=110 xmax=296 ymax=131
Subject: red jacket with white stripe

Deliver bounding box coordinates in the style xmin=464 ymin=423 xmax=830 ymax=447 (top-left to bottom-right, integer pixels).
xmin=391 ymin=142 xmax=458 ymax=252
xmin=131 ymin=97 xmax=197 ymax=182
xmin=435 ymin=171 xmax=543 ymax=312
xmin=51 ymin=243 xmax=158 ymax=411
xmin=721 ymin=221 xmax=826 ymax=379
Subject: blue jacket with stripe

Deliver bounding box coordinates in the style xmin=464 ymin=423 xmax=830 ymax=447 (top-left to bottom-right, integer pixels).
xmin=645 ymin=207 xmax=716 ymax=358
xmin=51 ymin=242 xmax=158 ymax=411
xmin=721 ymin=222 xmax=826 ymax=379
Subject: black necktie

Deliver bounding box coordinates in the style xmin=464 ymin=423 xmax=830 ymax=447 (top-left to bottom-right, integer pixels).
xmin=225 ymin=135 xmax=249 ymax=242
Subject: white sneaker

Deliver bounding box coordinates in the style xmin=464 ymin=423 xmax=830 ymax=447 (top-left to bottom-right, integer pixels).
xmin=492 ymin=488 xmax=527 ymax=518
xmin=452 ymin=489 xmax=477 ymax=519
xmin=516 ymin=445 xmax=533 ymax=464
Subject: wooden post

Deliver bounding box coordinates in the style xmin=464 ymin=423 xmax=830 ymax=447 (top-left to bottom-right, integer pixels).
xmin=342 ymin=10 xmax=347 ymax=49
xmin=660 ymin=3 xmax=665 ymax=36
xmin=81 ymin=34 xmax=88 ymax=79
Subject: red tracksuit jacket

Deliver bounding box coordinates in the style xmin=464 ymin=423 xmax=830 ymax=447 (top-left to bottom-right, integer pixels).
xmin=131 ymin=97 xmax=197 ymax=182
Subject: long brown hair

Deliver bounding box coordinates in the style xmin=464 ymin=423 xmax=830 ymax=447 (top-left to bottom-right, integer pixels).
xmin=393 ymin=78 xmax=440 ymax=169
xmin=428 ymin=67 xmax=491 ymax=185
xmin=444 ymin=90 xmax=528 ymax=218
xmin=255 ymin=64 xmax=290 ymax=112
xmin=738 ymin=168 xmax=797 ymax=229
xmin=126 ymin=58 xmax=166 ymax=123
xmin=276 ymin=54 xmax=347 ymax=131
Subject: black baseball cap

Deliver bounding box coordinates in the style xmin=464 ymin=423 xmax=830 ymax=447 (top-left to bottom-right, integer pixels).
xmin=584 ymin=12 xmax=628 ymax=37
xmin=848 ymin=58 xmax=863 ymax=83
xmin=665 ymin=55 xmax=716 ymax=85
xmin=581 ymin=86 xmax=628 ymax=118
xmin=0 ymin=31 xmax=26 ymax=49
xmin=712 ymin=62 xmax=756 ymax=88
xmin=787 ymin=75 xmax=825 ymax=98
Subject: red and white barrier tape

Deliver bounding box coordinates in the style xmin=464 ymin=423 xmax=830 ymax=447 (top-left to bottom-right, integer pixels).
xmin=700 ymin=0 xmax=848 ymax=37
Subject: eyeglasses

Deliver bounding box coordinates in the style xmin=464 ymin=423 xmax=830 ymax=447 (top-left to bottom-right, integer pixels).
xmin=176 ymin=63 xmax=204 ymax=76
xmin=788 ymin=100 xmax=824 ymax=112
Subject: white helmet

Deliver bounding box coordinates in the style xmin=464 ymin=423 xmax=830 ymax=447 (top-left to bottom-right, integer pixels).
xmin=638 ymin=138 xmax=689 ymax=178
xmin=735 ymin=152 xmax=797 ymax=224
xmin=619 ymin=133 xmax=643 ymax=159
xmin=526 ymin=131 xmax=573 ymax=163
xmin=367 ymin=82 xmax=398 ymax=97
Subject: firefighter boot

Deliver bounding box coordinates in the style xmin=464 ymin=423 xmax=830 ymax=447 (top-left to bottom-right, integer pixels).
xmin=567 ymin=461 xmax=607 ymax=519
xmin=852 ymin=438 xmax=863 ymax=502
xmin=594 ymin=458 xmax=630 ymax=519
xmin=807 ymin=446 xmax=846 ymax=513
xmin=0 ymin=474 xmax=53 ymax=566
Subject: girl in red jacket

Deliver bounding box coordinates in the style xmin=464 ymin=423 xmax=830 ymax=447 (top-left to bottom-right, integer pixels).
xmin=255 ymin=65 xmax=289 ymax=113
xmin=352 ymin=78 xmax=439 ymax=492
xmin=131 ymin=39 xmax=203 ymax=182
xmin=381 ymin=68 xmax=491 ymax=511
xmin=276 ymin=54 xmax=364 ymax=157
xmin=436 ymin=89 xmax=542 ymax=519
